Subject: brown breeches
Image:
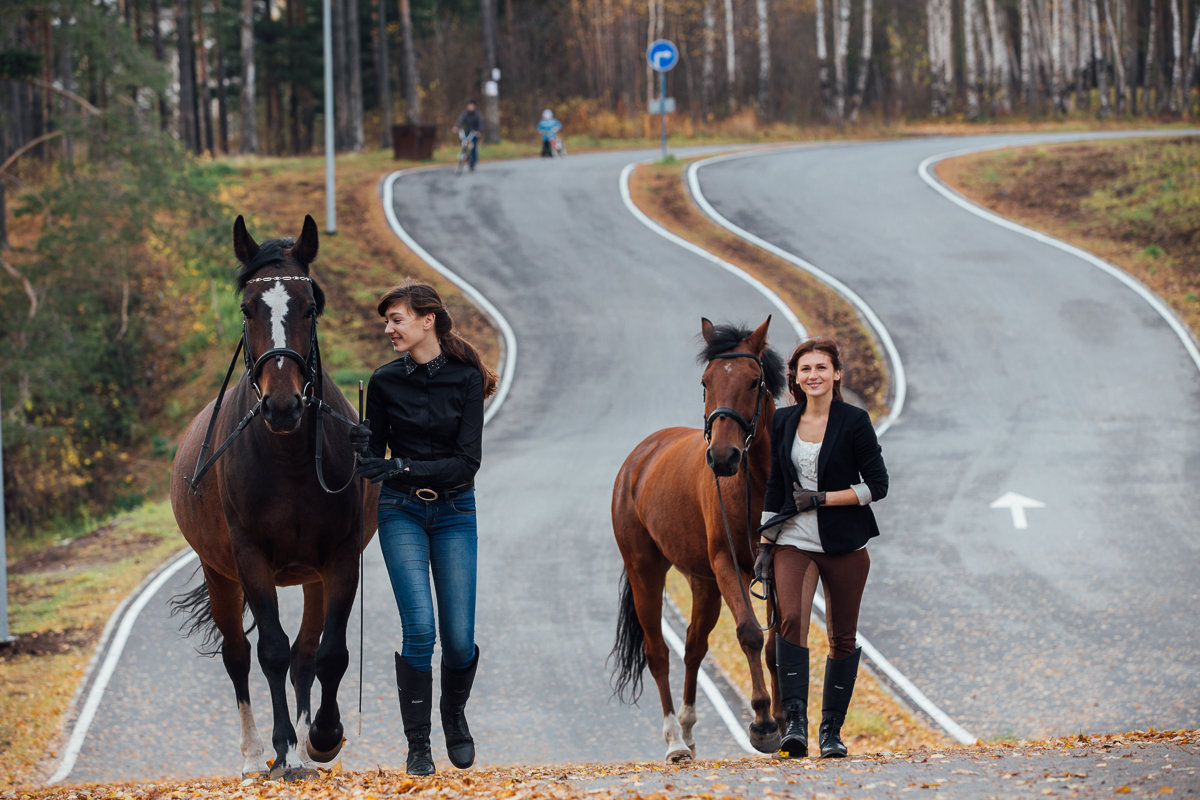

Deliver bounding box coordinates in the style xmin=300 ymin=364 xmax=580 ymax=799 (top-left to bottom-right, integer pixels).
xmin=774 ymin=546 xmax=870 ymax=660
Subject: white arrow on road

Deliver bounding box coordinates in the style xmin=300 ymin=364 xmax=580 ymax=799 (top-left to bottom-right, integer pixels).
xmin=990 ymin=492 xmax=1046 ymax=530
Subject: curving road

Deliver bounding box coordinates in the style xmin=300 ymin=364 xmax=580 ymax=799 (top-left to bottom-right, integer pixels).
xmin=692 ymin=131 xmax=1200 ymax=741
xmin=55 ymin=131 xmax=1199 ymax=782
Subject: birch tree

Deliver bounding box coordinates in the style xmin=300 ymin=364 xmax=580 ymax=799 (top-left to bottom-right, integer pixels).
xmin=927 ymin=0 xmax=951 ymax=116
xmin=239 ymin=0 xmax=257 ymax=153
xmin=1187 ymin=3 xmax=1200 ymax=108
xmin=702 ymin=0 xmax=715 ymax=117
xmin=1167 ymin=0 xmax=1183 ymax=112
xmin=849 ymin=0 xmax=873 ymax=121
xmin=481 ymin=0 xmax=500 ymax=142
xmin=1087 ymin=0 xmax=1111 ymax=115
xmin=832 ymin=0 xmax=850 ymax=120
xmin=964 ymin=0 xmax=981 ymax=118
xmin=1145 ymin=0 xmax=1158 ymax=113
xmin=983 ymin=0 xmax=1012 ymax=112
xmin=756 ymin=0 xmax=770 ymax=118
xmin=815 ymin=0 xmax=835 ymax=120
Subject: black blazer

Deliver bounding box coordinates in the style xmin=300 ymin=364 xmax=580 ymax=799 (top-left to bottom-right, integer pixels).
xmin=761 ymin=400 xmax=888 ymax=555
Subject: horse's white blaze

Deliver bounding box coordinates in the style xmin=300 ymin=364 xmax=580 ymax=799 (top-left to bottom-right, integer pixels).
xmin=237 ymin=700 xmax=267 ymax=776
xmin=262 ymin=280 xmax=291 ymax=368
xmin=679 ymin=703 xmax=698 ymax=748
xmin=662 ymin=712 xmax=690 ymax=761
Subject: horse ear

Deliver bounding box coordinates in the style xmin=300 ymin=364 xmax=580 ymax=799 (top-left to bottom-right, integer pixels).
xmin=233 ymin=215 xmax=259 ymax=264
xmin=293 ymin=214 xmax=319 ymax=266
xmin=747 ymin=315 xmax=772 ymax=353
xmin=701 ymin=317 xmax=715 ymax=344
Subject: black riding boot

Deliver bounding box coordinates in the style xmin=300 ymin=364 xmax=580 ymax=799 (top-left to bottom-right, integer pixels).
xmin=395 ymin=653 xmax=436 ymax=776
xmin=440 ymin=646 xmax=479 ymax=769
xmin=776 ymin=635 xmax=809 ymax=758
xmin=819 ymin=647 xmax=861 ymax=758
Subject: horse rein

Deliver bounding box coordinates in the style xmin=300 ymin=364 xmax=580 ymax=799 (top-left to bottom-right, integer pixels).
xmin=704 ymin=350 xmax=777 ymax=633
xmin=185 ymin=276 xmax=360 ymax=496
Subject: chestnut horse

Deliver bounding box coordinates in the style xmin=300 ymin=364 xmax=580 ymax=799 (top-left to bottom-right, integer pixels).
xmin=169 ymin=215 xmax=378 ymax=780
xmin=610 ymin=317 xmax=786 ymax=761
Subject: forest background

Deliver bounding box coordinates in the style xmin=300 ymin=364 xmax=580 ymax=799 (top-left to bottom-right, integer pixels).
xmin=2 ymin=0 xmax=1200 ymax=539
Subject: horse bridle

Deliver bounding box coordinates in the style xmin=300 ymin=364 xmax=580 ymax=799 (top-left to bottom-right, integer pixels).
xmin=185 ymin=275 xmax=359 ymax=496
xmin=704 ymin=349 xmax=776 ymax=632
xmin=702 ymin=350 xmax=767 ymax=451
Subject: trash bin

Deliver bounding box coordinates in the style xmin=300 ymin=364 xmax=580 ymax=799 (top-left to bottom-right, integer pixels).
xmin=391 ymin=124 xmax=438 ymax=160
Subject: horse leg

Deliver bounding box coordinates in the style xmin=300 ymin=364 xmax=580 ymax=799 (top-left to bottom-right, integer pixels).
xmin=306 ymin=549 xmax=358 ymax=763
xmin=204 ymin=566 xmax=268 ymax=779
xmin=236 ymin=553 xmax=311 ymax=781
xmin=709 ymin=550 xmax=781 ymax=753
xmin=680 ymin=575 xmax=723 ymax=757
xmin=288 ymin=583 xmax=324 ymax=765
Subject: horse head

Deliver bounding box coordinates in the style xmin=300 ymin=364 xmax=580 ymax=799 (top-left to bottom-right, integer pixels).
xmin=699 ymin=316 xmax=783 ymax=477
xmin=233 ymin=214 xmax=326 ymax=434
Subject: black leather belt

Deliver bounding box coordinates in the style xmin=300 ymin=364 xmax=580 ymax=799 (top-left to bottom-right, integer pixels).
xmin=394 ymin=483 xmax=473 ymax=502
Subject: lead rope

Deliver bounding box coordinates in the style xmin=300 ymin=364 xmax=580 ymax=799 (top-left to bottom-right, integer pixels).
xmin=357 ymin=380 xmax=365 ymax=738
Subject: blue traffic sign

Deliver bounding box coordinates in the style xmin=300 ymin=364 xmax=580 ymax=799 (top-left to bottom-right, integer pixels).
xmin=646 ymin=39 xmax=679 ymax=72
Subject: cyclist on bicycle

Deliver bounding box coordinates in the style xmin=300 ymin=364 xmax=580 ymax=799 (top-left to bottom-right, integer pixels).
xmin=453 ymin=101 xmax=483 ymax=171
xmin=537 ymin=109 xmax=563 ymax=158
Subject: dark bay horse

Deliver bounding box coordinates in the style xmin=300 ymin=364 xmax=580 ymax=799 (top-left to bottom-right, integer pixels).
xmin=169 ymin=215 xmax=378 ymax=780
xmin=610 ymin=317 xmax=786 ymax=762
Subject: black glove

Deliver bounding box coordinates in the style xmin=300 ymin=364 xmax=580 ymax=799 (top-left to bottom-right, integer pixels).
xmin=751 ymin=543 xmax=774 ymax=600
xmin=348 ymin=421 xmax=372 ymax=454
xmin=793 ymin=482 xmax=826 ymax=512
xmin=356 ymin=456 xmax=410 ymax=483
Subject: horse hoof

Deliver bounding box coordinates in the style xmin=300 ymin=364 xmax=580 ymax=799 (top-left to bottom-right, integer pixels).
xmin=749 ymin=722 xmax=782 ymax=754
xmin=268 ymin=763 xmax=318 ymax=781
xmin=306 ymin=735 xmax=345 ymax=763
xmin=240 ymin=770 xmax=269 ymax=784
xmin=666 ymin=747 xmax=693 ymax=764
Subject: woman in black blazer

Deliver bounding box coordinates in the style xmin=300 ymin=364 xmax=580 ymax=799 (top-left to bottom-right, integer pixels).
xmin=757 ymin=338 xmax=888 ymax=759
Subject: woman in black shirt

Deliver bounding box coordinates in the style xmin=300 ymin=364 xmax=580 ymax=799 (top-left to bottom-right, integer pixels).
xmin=351 ymin=282 xmax=497 ymax=775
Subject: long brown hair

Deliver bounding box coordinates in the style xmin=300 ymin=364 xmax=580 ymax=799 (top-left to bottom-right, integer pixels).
xmin=786 ymin=337 xmax=843 ymax=408
xmin=376 ymin=281 xmax=499 ymax=397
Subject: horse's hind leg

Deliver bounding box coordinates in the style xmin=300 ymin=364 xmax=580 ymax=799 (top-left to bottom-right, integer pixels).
xmin=680 ymin=575 xmax=723 ymax=757
xmin=204 ymin=567 xmax=267 ymax=779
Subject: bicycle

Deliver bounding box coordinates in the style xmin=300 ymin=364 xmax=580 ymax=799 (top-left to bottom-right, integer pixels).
xmin=549 ymin=133 xmax=566 ymax=158
xmin=456 ymin=130 xmax=479 ymax=175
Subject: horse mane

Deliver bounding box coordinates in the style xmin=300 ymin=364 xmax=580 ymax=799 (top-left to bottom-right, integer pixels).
xmin=697 ymin=322 xmax=786 ymax=399
xmin=234 ymin=237 xmax=326 ymax=315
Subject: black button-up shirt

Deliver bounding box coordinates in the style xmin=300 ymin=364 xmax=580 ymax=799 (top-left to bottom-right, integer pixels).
xmin=364 ymin=353 xmax=484 ymax=490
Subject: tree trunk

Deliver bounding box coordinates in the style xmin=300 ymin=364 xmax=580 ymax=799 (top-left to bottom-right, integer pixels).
xmin=376 ymin=0 xmax=390 ymax=148
xmin=756 ymin=0 xmax=770 ymax=119
xmin=1167 ymin=0 xmax=1183 ymax=112
xmin=346 ymin=0 xmax=364 ymax=150
xmin=481 ymin=0 xmax=500 ymax=143
xmin=1145 ymin=0 xmax=1158 ymax=113
xmin=1049 ymin=0 xmax=1065 ymax=112
xmin=239 ymin=0 xmax=257 ymax=152
xmin=1021 ymin=0 xmax=1035 ymax=110
xmin=832 ymin=0 xmax=850 ymax=120
xmin=194 ymin=3 xmax=214 ymax=155
xmin=984 ymin=0 xmax=1012 ymax=112
xmin=724 ymin=0 xmax=736 ymax=111
xmin=702 ymin=0 xmax=715 ymax=118
xmin=1088 ymin=0 xmax=1111 ymax=115
xmin=177 ymin=0 xmax=199 ymax=153
xmin=816 ymin=0 xmax=835 ymax=120
xmin=849 ymin=0 xmax=873 ymax=121
xmin=399 ymin=0 xmax=419 ymax=124
xmin=928 ymin=0 xmax=950 ymax=116
xmin=215 ymin=15 xmax=229 ymax=153
xmin=150 ymin=0 xmax=169 ymax=130
xmin=964 ymin=0 xmax=981 ymax=119
xmin=1187 ymin=1 xmax=1200 ymax=112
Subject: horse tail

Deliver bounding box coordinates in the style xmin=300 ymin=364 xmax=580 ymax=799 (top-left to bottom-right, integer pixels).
xmin=169 ymin=568 xmax=253 ymax=658
xmin=608 ymin=570 xmax=647 ymax=704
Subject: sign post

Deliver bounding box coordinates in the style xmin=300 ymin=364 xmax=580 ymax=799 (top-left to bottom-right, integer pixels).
xmin=646 ymin=39 xmax=678 ymax=161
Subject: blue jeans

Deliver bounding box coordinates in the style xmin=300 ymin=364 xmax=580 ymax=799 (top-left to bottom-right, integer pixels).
xmin=376 ymin=485 xmax=478 ymax=672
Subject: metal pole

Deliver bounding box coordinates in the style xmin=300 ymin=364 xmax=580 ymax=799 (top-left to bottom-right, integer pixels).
xmin=1 ymin=383 xmax=12 ymax=642
xmin=323 ymin=0 xmax=337 ymax=233
xmin=659 ymin=69 xmax=667 ymax=160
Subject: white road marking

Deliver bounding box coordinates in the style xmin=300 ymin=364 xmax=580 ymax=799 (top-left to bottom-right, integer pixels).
xmin=990 ymin=491 xmax=1046 ymax=530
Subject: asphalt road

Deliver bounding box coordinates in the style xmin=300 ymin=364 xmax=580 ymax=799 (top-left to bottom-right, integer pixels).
xmin=691 ymin=131 xmax=1200 ymax=741
xmin=56 ymin=131 xmax=1199 ymax=783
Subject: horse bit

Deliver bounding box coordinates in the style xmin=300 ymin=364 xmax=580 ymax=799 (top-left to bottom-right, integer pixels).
xmin=704 ymin=350 xmax=776 ymax=632
xmin=185 ymin=273 xmax=360 ymax=496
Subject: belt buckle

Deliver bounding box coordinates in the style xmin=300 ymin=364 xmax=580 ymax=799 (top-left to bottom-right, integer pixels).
xmin=415 ymin=488 xmax=439 ymax=502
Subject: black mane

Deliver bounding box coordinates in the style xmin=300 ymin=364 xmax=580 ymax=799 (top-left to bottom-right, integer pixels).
xmin=697 ymin=322 xmax=786 ymax=399
xmin=234 ymin=237 xmax=326 ymax=315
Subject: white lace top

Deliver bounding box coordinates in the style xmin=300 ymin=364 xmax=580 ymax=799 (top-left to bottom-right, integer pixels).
xmin=775 ymin=435 xmax=824 ymax=552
